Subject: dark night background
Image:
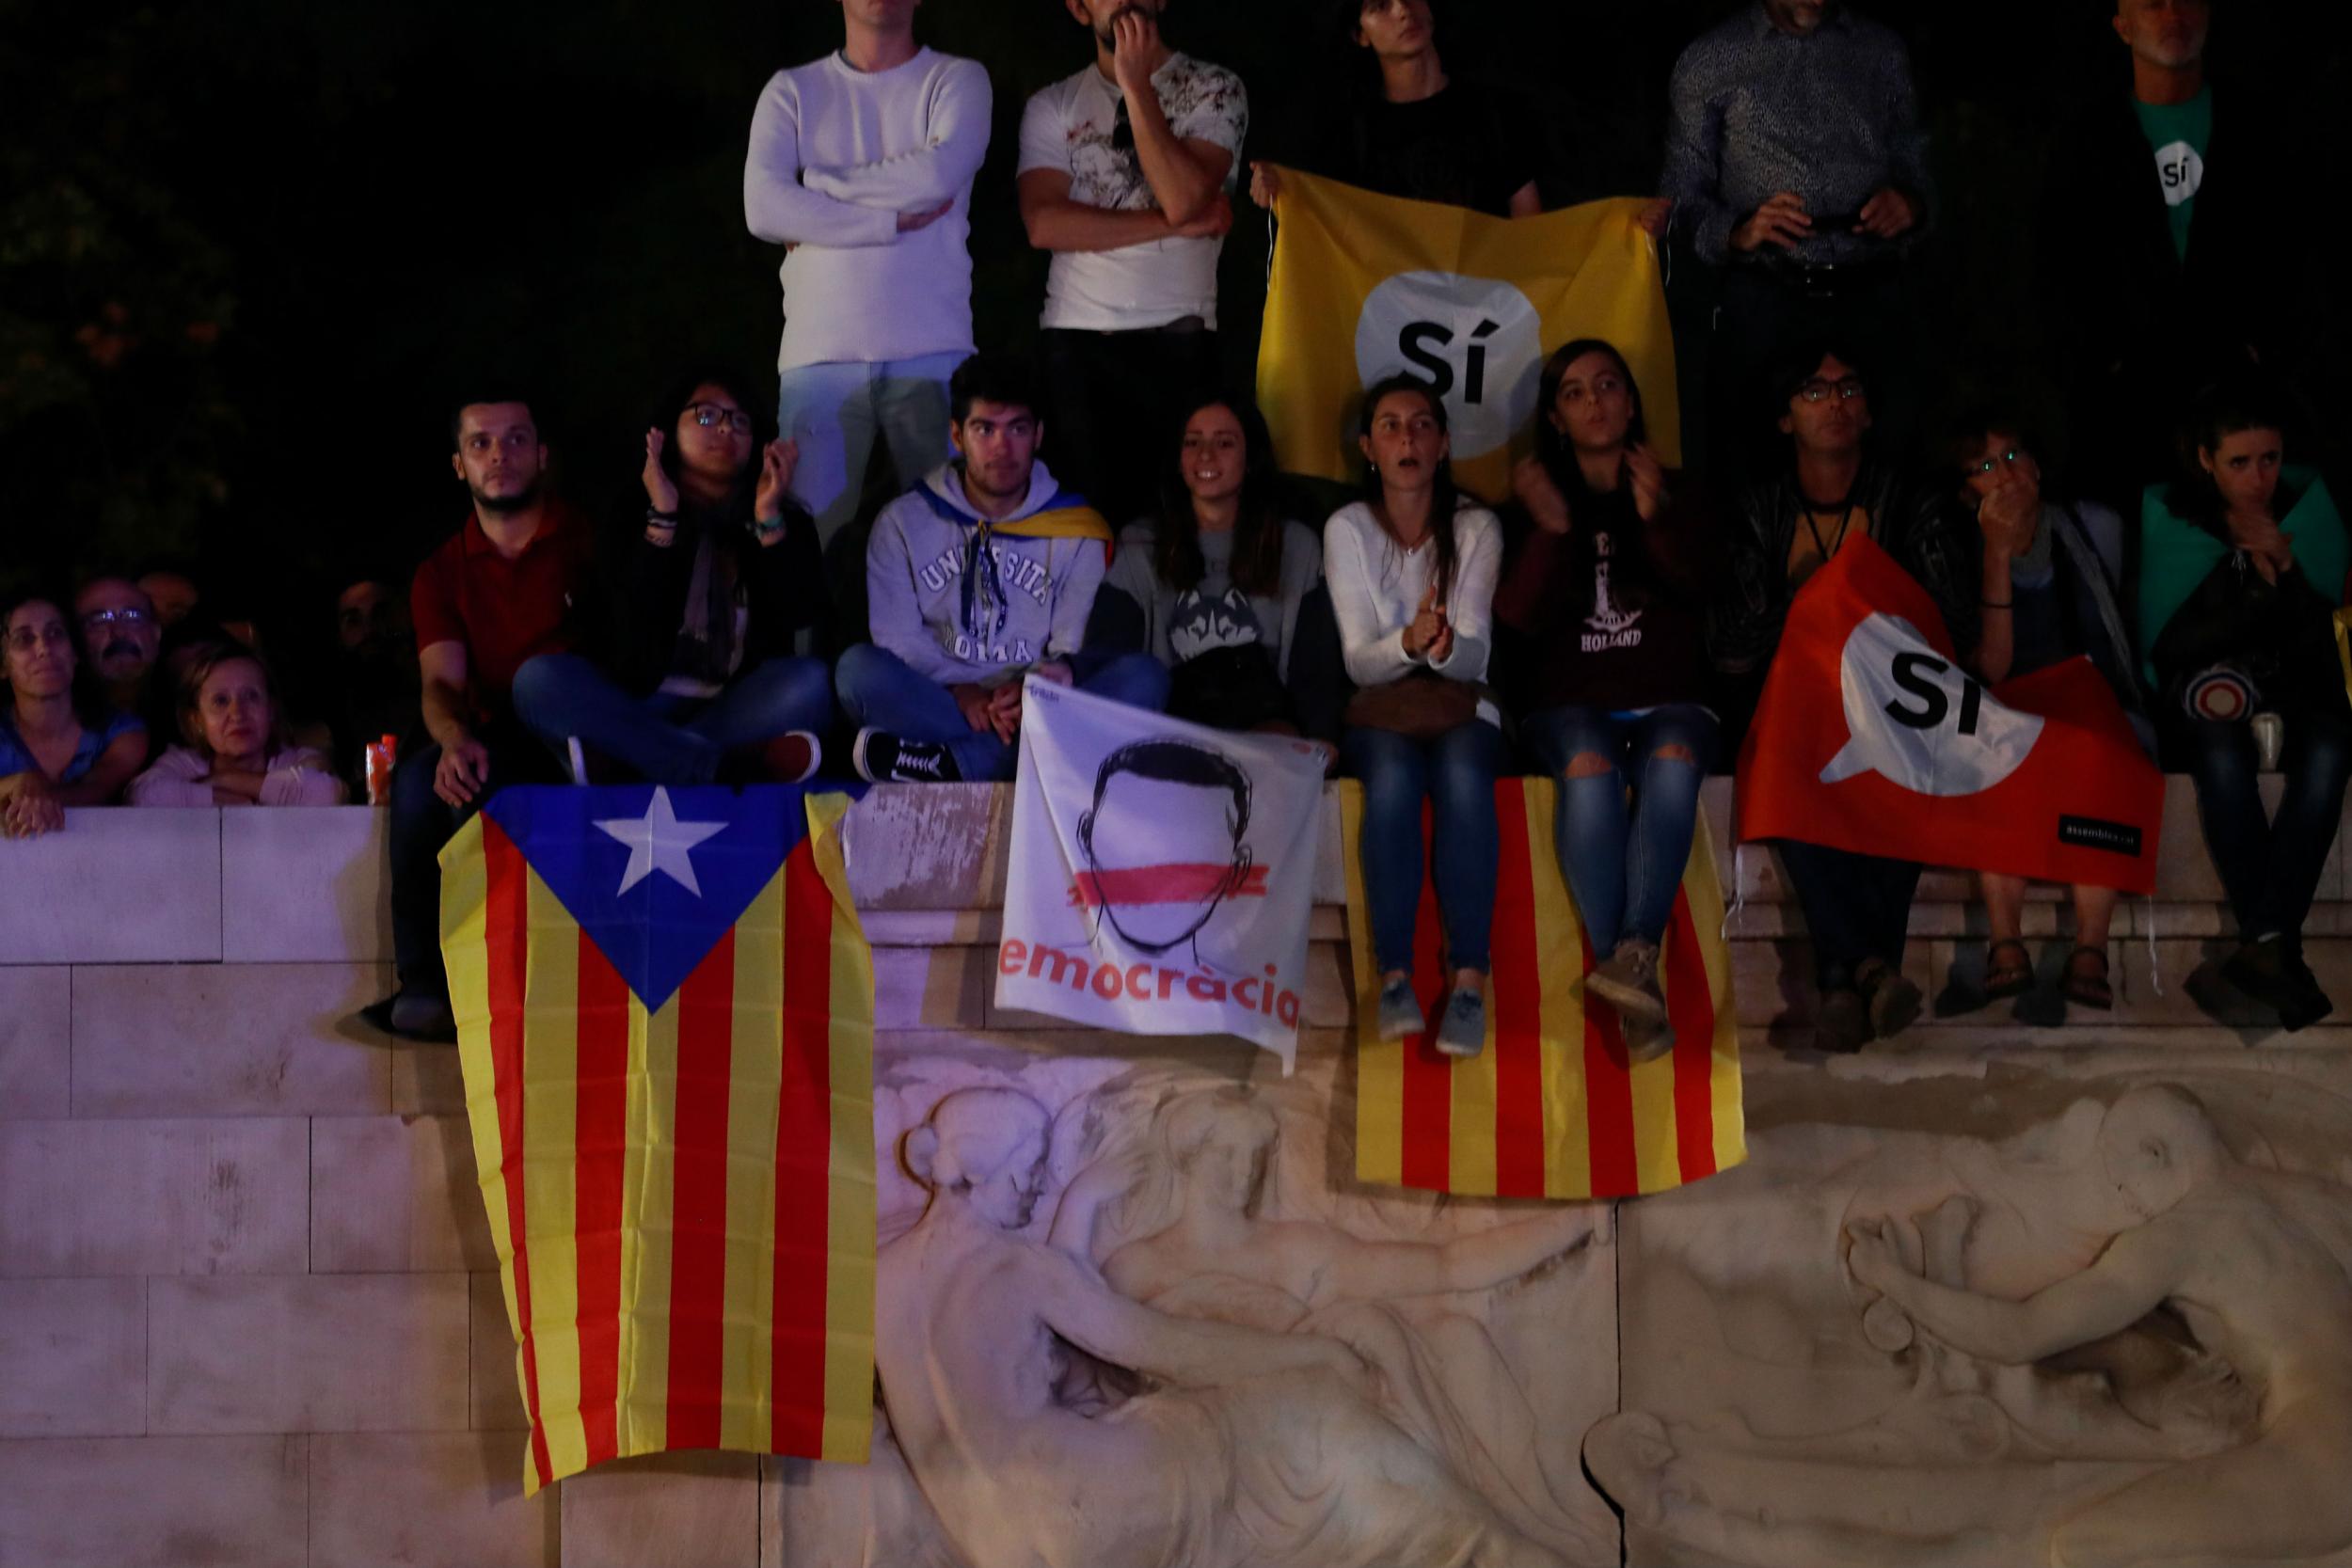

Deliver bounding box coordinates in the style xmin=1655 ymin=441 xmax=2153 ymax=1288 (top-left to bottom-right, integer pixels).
xmin=5 ymin=0 xmax=2347 ymax=664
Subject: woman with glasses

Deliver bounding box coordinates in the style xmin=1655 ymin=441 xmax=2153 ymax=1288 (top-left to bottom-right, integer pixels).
xmin=1498 ymin=341 xmax=1716 ymax=1061
xmin=0 ymin=588 xmax=148 ymax=837
xmin=509 ymin=369 xmax=835 ymax=784
xmin=2142 ymin=378 xmax=2352 ymax=1031
xmin=1328 ymin=374 xmax=1505 ymax=1058
xmin=1948 ymin=414 xmax=2148 ymax=1014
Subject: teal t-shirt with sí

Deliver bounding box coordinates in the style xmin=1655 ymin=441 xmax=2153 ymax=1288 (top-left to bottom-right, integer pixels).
xmin=2134 ymin=87 xmax=2213 ymax=261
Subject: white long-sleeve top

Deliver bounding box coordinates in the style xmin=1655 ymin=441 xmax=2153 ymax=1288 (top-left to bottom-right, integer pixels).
xmin=744 ymin=48 xmax=992 ymax=372
xmin=1323 ymin=501 xmax=1502 ymax=689
xmin=128 ymin=745 xmax=347 ymax=807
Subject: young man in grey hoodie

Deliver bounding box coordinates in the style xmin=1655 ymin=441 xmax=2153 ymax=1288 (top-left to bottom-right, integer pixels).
xmin=837 ymin=354 xmax=1171 ymax=782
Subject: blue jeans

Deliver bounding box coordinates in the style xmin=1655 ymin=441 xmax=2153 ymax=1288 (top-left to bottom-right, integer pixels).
xmin=2182 ymin=709 xmax=2352 ymax=943
xmin=1524 ymin=704 xmax=1717 ymax=952
xmin=777 ymin=353 xmax=962 ymax=551
xmin=508 ymin=653 xmax=835 ymax=785
xmin=1343 ymin=721 xmax=1505 ymax=974
xmin=834 ymin=643 xmax=1172 ymax=782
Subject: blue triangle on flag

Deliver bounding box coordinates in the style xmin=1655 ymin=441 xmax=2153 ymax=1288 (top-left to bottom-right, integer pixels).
xmin=481 ymin=784 xmax=858 ymax=1012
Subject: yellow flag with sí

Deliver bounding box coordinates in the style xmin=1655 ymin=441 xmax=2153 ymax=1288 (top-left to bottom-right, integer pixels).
xmin=1255 ymin=168 xmax=1679 ymax=501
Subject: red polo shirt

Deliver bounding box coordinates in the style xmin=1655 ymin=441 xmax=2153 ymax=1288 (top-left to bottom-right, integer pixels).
xmin=410 ymin=501 xmax=592 ymax=712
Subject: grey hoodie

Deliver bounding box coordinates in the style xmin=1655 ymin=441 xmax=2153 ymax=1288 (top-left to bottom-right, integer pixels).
xmin=865 ymin=459 xmax=1109 ymax=687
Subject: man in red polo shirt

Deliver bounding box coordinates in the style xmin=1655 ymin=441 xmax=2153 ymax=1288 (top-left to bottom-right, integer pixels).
xmin=368 ymin=395 xmax=591 ymax=1041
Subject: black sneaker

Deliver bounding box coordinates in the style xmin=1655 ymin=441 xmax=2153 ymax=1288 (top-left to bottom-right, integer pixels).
xmin=851 ymin=729 xmax=961 ymax=784
xmin=2278 ymin=951 xmax=2335 ymax=1033
xmin=2221 ymin=937 xmax=2295 ymax=1015
xmin=360 ymin=988 xmax=457 ymax=1045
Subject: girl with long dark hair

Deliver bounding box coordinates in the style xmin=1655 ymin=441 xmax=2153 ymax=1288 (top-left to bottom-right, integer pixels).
xmin=2141 ymin=378 xmax=2352 ymax=1029
xmin=508 ymin=367 xmax=834 ymax=783
xmin=1327 ymin=374 xmax=1505 ymax=1057
xmin=1090 ymin=395 xmax=1323 ymax=732
xmin=1497 ymin=340 xmax=1715 ymax=1059
xmin=0 ymin=587 xmax=148 ymax=836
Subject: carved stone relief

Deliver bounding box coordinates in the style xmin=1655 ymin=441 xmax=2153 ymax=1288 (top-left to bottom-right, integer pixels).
xmin=772 ymin=1041 xmax=1621 ymax=1568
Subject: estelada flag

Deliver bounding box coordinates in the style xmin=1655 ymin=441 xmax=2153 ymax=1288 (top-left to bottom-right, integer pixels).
xmin=1343 ymin=780 xmax=1743 ymax=1199
xmin=440 ymin=784 xmax=875 ymax=1493
xmin=1736 ymin=535 xmax=2164 ymax=894
xmin=1256 ymin=167 xmax=1678 ymax=499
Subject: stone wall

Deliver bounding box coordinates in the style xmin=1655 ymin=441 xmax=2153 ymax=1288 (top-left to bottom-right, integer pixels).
xmin=3 ymin=784 xmax=2349 ymax=1567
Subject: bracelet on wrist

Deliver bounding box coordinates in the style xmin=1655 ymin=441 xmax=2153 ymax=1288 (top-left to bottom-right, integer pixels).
xmin=752 ymin=514 xmax=786 ymax=537
xmin=644 ymin=508 xmax=678 ymax=528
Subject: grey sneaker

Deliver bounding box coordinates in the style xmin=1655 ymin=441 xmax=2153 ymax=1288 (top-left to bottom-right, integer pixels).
xmin=1621 ymin=1009 xmax=1677 ymax=1065
xmin=1584 ymin=938 xmax=1668 ymax=1022
xmin=1376 ymin=976 xmax=1425 ymax=1041
xmin=1436 ymin=990 xmax=1486 ymax=1058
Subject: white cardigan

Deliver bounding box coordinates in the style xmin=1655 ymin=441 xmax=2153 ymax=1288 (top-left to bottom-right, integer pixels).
xmin=1322 ymin=500 xmax=1502 ymax=689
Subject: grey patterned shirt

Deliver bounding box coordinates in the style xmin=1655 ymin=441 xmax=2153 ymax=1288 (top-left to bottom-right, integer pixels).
xmin=1663 ymin=3 xmax=1931 ymax=266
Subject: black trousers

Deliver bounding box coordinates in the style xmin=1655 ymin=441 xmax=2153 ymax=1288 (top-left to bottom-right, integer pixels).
xmin=1772 ymin=838 xmax=1923 ymax=991
xmin=1041 ymin=325 xmax=1220 ymax=528
xmin=387 ymin=720 xmax=555 ymax=999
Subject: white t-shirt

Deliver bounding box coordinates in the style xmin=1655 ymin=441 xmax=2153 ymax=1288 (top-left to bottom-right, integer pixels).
xmin=745 ymin=48 xmax=993 ymax=372
xmin=1323 ymin=500 xmax=1502 ymax=690
xmin=1017 ymin=53 xmax=1247 ymax=333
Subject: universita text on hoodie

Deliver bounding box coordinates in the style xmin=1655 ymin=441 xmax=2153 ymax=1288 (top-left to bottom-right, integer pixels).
xmin=866 ymin=458 xmax=1112 ymax=686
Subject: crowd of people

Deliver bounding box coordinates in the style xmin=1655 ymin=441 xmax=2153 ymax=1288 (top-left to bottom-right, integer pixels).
xmin=4 ymin=0 xmax=2343 ymax=1053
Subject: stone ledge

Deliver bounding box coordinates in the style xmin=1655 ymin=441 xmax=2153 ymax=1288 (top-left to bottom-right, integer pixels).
xmin=0 ymin=780 xmax=2334 ymax=969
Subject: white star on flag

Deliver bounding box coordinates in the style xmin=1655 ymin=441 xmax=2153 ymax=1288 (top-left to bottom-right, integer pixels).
xmin=595 ymin=787 xmax=726 ymax=897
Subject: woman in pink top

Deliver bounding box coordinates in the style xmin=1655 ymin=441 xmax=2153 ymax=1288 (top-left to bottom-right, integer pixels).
xmin=130 ymin=641 xmax=346 ymax=807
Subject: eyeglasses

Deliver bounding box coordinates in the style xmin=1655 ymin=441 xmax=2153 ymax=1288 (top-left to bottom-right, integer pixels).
xmin=1797 ymin=377 xmax=1867 ymax=404
xmin=1110 ymin=97 xmax=1135 ymax=157
xmin=79 ymin=607 xmax=154 ymax=631
xmin=689 ymin=404 xmax=753 ymax=434
xmin=1971 ymin=449 xmax=2027 ymax=476
xmin=5 ymin=625 xmax=72 ymax=654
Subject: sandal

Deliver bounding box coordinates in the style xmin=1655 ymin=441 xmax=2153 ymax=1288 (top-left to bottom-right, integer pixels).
xmin=2063 ymin=946 xmax=2113 ymax=1011
xmin=1983 ymin=939 xmax=2034 ymax=1001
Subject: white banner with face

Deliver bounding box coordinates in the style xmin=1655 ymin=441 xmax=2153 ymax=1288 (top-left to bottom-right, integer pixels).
xmin=997 ymin=677 xmax=1327 ymax=1070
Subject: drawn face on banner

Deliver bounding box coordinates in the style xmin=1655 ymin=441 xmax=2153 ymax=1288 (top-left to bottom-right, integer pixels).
xmin=1075 ymin=739 xmax=1257 ymax=955
xmin=1354 ymin=271 xmax=1543 ymax=461
xmin=1819 ymin=613 xmax=2044 ymax=796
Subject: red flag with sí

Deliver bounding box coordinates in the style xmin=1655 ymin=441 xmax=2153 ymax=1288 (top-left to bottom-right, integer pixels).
xmin=1735 ymin=536 xmax=2161 ymax=894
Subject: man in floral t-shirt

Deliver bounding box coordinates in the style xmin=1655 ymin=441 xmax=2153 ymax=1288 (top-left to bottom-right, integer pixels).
xmin=1017 ymin=0 xmax=1247 ymax=527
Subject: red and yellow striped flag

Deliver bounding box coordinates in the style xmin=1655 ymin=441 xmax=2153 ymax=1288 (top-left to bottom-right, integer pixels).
xmin=440 ymin=785 xmax=874 ymax=1492
xmin=1343 ymin=779 xmax=1743 ymax=1198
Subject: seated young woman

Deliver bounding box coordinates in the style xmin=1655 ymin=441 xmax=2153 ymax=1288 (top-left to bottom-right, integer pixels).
xmin=1327 ymin=373 xmax=1504 ymax=1058
xmin=0 ymin=588 xmax=147 ymax=838
xmin=1952 ymin=414 xmax=2149 ymax=1013
xmin=1088 ymin=395 xmax=1326 ymax=736
xmin=1500 ymin=339 xmax=1715 ymax=1060
xmin=2141 ymin=379 xmax=2351 ymax=1031
xmin=508 ymin=369 xmax=835 ymax=784
xmin=129 ymin=641 xmax=344 ymax=807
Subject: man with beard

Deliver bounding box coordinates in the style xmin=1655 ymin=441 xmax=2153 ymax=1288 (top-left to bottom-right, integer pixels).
xmin=1662 ymin=0 xmax=1932 ymax=482
xmin=2037 ymin=0 xmax=2298 ymax=511
xmin=72 ymin=576 xmax=167 ymax=760
xmin=1017 ymin=0 xmax=1247 ymax=527
xmin=364 ymin=396 xmax=588 ymax=1042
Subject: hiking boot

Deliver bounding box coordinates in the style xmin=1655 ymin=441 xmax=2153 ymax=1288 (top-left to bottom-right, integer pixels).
xmin=1621 ymin=1009 xmax=1678 ymax=1065
xmin=1375 ymin=975 xmax=1425 ymax=1041
xmin=852 ymin=730 xmax=961 ymax=784
xmin=1856 ymin=958 xmax=1923 ymax=1039
xmin=1585 ymin=938 xmax=1668 ymax=1022
xmin=1436 ymin=989 xmax=1486 ymax=1058
xmin=1814 ymin=987 xmax=1870 ymax=1054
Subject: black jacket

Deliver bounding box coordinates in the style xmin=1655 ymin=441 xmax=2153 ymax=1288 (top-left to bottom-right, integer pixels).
xmin=606 ymin=502 xmax=826 ymax=697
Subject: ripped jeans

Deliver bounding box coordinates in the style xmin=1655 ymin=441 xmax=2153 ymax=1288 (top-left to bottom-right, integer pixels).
xmin=1523 ymin=703 xmax=1717 ymax=952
